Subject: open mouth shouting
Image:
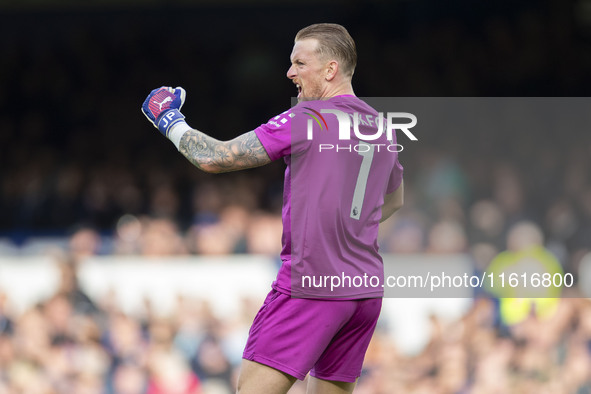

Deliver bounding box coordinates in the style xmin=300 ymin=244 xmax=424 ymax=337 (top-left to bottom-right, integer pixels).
xmin=295 ymin=82 xmax=302 ymax=99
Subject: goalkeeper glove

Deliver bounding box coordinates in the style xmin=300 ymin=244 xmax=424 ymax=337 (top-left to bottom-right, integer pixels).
xmin=141 ymin=86 xmax=187 ymax=137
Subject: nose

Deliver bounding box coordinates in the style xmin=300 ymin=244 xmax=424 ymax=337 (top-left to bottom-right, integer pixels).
xmin=286 ymin=64 xmax=296 ymax=80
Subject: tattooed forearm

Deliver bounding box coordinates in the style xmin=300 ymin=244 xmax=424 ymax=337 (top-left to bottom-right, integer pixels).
xmin=178 ymin=129 xmax=271 ymax=173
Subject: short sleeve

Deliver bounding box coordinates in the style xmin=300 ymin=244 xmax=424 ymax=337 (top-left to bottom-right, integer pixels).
xmin=253 ymin=111 xmax=294 ymax=161
xmin=254 ymin=107 xmax=313 ymax=161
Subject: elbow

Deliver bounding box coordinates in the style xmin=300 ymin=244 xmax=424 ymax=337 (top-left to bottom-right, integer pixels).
xmin=388 ymin=197 xmax=404 ymax=220
xmin=200 ymin=165 xmax=224 ymax=174
xmin=388 ymin=201 xmax=404 ymax=218
xmin=194 ymin=159 xmax=225 ymax=174
xmin=380 ymin=200 xmax=404 ymax=223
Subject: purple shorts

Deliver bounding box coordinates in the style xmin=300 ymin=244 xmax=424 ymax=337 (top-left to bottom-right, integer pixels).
xmin=243 ymin=289 xmax=382 ymax=383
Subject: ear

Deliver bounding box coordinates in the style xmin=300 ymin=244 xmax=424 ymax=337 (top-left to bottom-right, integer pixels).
xmin=325 ymin=60 xmax=338 ymax=81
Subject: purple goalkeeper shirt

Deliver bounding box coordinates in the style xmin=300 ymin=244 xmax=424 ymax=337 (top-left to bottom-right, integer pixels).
xmin=254 ymin=95 xmax=403 ymax=298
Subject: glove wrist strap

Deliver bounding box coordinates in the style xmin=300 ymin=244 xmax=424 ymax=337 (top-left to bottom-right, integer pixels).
xmin=157 ymin=109 xmax=185 ymax=136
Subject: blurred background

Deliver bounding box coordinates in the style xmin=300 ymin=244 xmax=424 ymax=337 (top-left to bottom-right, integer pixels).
xmin=1 ymin=0 xmax=591 ymax=392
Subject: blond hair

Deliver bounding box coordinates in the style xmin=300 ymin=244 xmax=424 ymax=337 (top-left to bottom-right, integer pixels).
xmin=295 ymin=23 xmax=357 ymax=77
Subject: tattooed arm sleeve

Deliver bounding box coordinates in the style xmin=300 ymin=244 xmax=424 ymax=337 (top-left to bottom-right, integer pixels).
xmin=178 ymin=129 xmax=272 ymax=173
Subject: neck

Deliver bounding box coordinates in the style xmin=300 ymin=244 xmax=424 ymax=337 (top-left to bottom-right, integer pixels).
xmin=323 ymin=79 xmax=354 ymax=99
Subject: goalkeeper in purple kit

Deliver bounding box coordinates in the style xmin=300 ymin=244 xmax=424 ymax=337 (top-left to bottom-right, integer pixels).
xmin=142 ymin=23 xmax=404 ymax=394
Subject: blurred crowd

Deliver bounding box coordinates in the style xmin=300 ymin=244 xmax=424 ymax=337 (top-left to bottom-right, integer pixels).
xmin=0 ymin=253 xmax=256 ymax=394
xmin=2 ymin=0 xmax=591 ymax=393
xmin=359 ymin=297 xmax=591 ymax=394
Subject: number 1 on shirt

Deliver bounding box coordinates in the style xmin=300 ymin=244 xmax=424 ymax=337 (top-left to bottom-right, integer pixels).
xmin=350 ymin=141 xmax=375 ymax=220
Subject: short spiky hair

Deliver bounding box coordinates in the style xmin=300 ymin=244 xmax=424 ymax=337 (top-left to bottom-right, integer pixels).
xmin=295 ymin=23 xmax=357 ymax=77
